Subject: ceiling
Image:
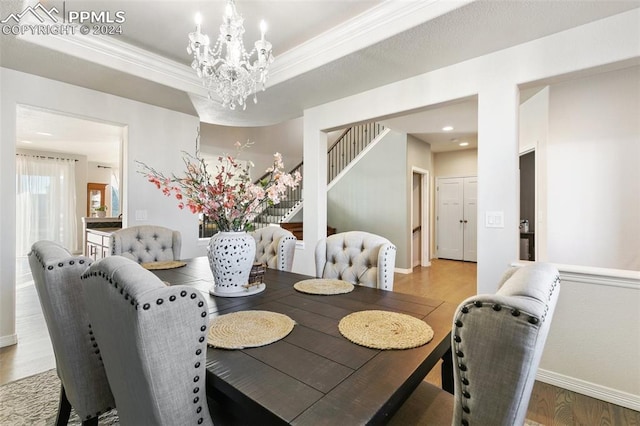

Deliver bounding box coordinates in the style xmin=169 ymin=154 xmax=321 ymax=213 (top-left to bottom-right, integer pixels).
xmin=16 ymin=106 xmax=123 ymax=165
xmin=3 ymin=0 xmax=639 ymax=160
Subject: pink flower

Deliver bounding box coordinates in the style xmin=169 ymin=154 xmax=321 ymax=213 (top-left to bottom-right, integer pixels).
xmin=136 ymin=141 xmax=301 ymax=232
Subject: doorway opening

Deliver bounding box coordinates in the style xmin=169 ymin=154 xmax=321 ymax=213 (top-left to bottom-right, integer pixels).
xmin=15 ymin=105 xmax=125 ymax=284
xmin=412 ymin=168 xmax=430 ymax=268
xmin=519 ymin=150 xmax=535 ymax=261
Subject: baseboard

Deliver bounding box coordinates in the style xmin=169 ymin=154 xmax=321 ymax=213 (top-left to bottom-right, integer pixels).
xmin=537 ymin=368 xmax=640 ymax=411
xmin=0 ymin=333 xmax=18 ymax=348
xmin=395 ymin=267 xmax=412 ymax=274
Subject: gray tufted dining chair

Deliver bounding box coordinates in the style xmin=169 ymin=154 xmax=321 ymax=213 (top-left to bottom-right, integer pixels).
xmin=110 ymin=225 xmax=181 ymax=263
xmin=251 ymin=226 xmax=297 ymax=271
xmin=27 ymin=240 xmax=115 ymax=425
xmin=81 ymin=255 xmax=213 ymax=426
xmin=388 ymin=262 xmax=561 ymax=426
xmin=315 ymin=231 xmax=397 ymax=290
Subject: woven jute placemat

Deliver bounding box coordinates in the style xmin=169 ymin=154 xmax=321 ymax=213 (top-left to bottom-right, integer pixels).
xmin=338 ymin=310 xmax=434 ymax=350
xmin=207 ymin=310 xmax=296 ymax=350
xmin=141 ymin=260 xmax=187 ymax=270
xmin=294 ymin=279 xmax=355 ymax=295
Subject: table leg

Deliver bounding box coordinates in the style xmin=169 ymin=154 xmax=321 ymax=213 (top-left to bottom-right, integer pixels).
xmin=441 ymin=347 xmax=454 ymax=394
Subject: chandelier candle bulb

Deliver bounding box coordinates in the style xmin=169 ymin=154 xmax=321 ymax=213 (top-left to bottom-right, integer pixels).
xmin=260 ymin=20 xmax=266 ymax=41
xmin=195 ymin=12 xmax=202 ymax=34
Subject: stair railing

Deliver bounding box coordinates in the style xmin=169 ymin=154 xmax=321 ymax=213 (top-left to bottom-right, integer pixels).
xmin=327 ymin=122 xmax=385 ymax=182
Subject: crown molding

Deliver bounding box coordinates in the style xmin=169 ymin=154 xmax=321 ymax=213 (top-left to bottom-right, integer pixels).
xmin=19 ymin=29 xmax=208 ymax=96
xmin=18 ymin=0 xmax=473 ymax=98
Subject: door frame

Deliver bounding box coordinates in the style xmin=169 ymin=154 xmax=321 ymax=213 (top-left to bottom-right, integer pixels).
xmin=411 ymin=167 xmax=430 ymax=267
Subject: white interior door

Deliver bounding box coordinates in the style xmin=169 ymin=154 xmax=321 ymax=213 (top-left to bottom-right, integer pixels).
xmin=463 ymin=177 xmax=478 ymax=262
xmin=437 ymin=177 xmax=463 ymax=260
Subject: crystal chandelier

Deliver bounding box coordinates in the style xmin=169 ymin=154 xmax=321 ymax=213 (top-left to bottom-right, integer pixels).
xmin=187 ymin=0 xmax=274 ymax=110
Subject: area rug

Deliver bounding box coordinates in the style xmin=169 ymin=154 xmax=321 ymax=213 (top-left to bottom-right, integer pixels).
xmin=0 ymin=369 xmax=119 ymax=425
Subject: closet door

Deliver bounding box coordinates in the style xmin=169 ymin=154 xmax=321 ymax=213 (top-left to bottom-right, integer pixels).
xmin=437 ymin=177 xmax=464 ymax=260
xmin=436 ymin=176 xmax=477 ymax=262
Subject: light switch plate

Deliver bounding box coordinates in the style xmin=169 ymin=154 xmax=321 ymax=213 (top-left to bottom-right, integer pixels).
xmin=485 ymin=211 xmax=504 ymax=228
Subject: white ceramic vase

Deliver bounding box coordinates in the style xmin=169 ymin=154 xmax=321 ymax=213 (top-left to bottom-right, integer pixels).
xmin=207 ymin=231 xmax=258 ymax=297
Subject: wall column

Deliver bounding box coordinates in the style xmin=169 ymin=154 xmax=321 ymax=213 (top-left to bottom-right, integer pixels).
xmin=476 ymin=82 xmax=520 ymax=293
xmin=0 ymin=83 xmax=17 ymax=347
xmin=296 ymin=115 xmax=328 ymax=276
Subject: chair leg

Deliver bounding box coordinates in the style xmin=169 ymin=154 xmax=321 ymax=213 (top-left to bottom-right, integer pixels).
xmin=55 ymin=385 xmax=72 ymax=426
xmin=441 ymin=347 xmax=454 ymax=394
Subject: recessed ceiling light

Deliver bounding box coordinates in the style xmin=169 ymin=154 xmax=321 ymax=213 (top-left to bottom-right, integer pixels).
xmin=36 ymin=131 xmax=52 ymax=136
xmin=442 ymin=126 xmax=454 ymax=131
xmin=459 ymin=142 xmax=469 ymax=147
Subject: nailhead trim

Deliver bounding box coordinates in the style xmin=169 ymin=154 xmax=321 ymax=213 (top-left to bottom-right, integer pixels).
xmin=450 ymin=271 xmax=561 ymax=424
xmin=82 ymin=257 xmax=213 ymax=425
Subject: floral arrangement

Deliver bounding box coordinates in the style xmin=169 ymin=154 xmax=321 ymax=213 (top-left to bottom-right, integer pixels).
xmin=137 ymin=141 xmax=301 ymax=232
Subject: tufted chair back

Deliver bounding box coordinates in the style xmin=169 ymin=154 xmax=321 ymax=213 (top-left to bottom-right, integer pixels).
xmin=251 ymin=226 xmax=297 ymax=271
xmin=389 ymin=262 xmax=561 ymax=426
xmin=81 ymin=256 xmax=213 ymax=426
xmin=315 ymin=231 xmax=396 ymax=290
xmin=110 ymin=225 xmax=181 ymax=263
xmin=28 ymin=240 xmax=115 ymax=425
xmin=451 ymin=262 xmax=560 ymax=426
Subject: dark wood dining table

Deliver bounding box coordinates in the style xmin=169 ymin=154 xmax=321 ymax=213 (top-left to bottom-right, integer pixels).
xmin=153 ymin=257 xmax=455 ymax=425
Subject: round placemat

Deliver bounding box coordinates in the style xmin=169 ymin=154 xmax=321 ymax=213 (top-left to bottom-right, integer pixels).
xmin=141 ymin=260 xmax=187 ymax=270
xmin=338 ymin=310 xmax=434 ymax=350
xmin=207 ymin=310 xmax=295 ymax=350
xmin=294 ymin=279 xmax=354 ymax=295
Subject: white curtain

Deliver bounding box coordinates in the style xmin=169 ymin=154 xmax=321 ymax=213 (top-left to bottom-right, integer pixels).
xmin=16 ymin=155 xmax=78 ymax=255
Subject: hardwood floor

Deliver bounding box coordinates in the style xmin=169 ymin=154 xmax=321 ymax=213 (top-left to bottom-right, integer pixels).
xmin=1 ymin=257 xmax=638 ymax=425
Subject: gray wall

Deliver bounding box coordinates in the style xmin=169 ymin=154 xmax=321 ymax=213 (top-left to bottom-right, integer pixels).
xmin=327 ymin=130 xmax=410 ymax=268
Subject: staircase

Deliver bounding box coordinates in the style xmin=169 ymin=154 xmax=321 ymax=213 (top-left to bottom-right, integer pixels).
xmin=253 ymin=122 xmax=386 ymax=228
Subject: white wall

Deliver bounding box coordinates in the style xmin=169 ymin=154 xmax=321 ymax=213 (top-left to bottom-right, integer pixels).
xmin=433 ymin=149 xmax=478 ymax=177
xmin=300 ymin=9 xmax=640 ymax=408
xmin=539 ymin=266 xmax=640 ymax=410
xmin=199 ymin=118 xmax=303 ymax=181
xmin=546 ymin=66 xmax=640 ymax=271
xmin=0 ymin=68 xmax=199 ymax=347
